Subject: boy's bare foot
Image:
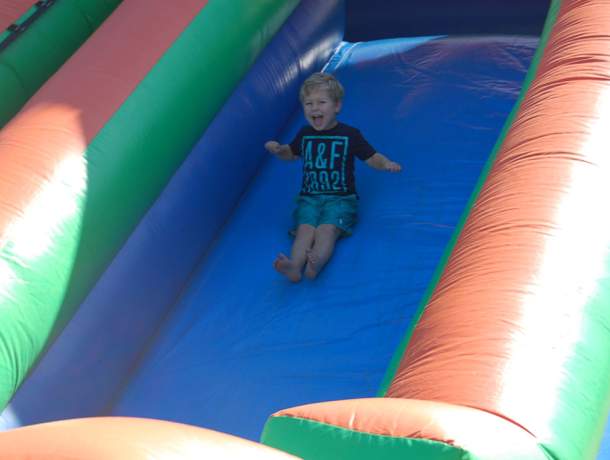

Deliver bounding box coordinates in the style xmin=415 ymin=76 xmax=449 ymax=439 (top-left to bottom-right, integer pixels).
xmin=273 ymin=253 xmax=302 ymax=282
xmin=304 ymin=250 xmax=319 ymax=280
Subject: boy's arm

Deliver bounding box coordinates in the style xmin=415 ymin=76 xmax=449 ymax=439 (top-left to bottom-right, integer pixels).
xmin=366 ymin=152 xmax=402 ymax=172
xmin=265 ymin=141 xmax=298 ymax=161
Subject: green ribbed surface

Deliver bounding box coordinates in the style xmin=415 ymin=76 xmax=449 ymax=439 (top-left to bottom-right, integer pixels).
xmin=556 ymin=281 xmax=610 ymax=460
xmin=0 ymin=0 xmax=122 ymax=128
xmin=0 ymin=0 xmax=299 ymax=410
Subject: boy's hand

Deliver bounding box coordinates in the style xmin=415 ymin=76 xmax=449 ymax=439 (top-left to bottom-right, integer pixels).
xmin=265 ymin=141 xmax=297 ymax=161
xmin=385 ymin=160 xmax=402 ymax=173
xmin=265 ymin=141 xmax=281 ymax=154
xmin=366 ymin=152 xmax=402 ymax=172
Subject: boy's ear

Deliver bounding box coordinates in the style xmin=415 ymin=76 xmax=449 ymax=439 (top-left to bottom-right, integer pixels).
xmin=335 ymin=99 xmax=343 ymax=113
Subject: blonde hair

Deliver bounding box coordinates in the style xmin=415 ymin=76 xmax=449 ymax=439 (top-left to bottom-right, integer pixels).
xmin=299 ymin=72 xmax=344 ymax=103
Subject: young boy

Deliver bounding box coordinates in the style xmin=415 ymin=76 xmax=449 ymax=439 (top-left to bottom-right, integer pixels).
xmin=265 ymin=72 xmax=401 ymax=282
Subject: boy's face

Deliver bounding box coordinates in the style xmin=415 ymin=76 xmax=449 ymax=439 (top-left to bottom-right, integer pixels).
xmin=302 ymin=87 xmax=342 ymax=131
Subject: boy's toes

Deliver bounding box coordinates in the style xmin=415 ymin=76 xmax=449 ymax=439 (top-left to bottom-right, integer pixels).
xmin=273 ymin=253 xmax=302 ymax=282
xmin=304 ymin=262 xmax=318 ymax=280
xmin=273 ymin=253 xmax=287 ymax=267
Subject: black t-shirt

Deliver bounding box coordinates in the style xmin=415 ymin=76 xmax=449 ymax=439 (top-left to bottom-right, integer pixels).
xmin=289 ymin=122 xmax=376 ymax=196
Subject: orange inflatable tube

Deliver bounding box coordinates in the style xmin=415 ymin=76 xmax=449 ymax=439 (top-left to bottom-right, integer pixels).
xmin=0 ymin=417 xmax=299 ymax=459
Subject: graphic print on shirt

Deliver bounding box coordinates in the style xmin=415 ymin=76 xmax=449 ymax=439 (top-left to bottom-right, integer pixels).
xmin=301 ymin=135 xmax=349 ymax=194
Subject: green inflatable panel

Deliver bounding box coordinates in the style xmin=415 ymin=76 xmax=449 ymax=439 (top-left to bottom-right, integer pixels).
xmin=0 ymin=0 xmax=298 ymax=411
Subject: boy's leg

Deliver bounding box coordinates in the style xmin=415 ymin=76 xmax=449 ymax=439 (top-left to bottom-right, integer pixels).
xmin=304 ymin=224 xmax=341 ymax=279
xmin=274 ymin=224 xmax=315 ymax=282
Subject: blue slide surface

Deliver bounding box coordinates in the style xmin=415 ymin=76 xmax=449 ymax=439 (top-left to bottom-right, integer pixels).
xmin=110 ymin=35 xmax=537 ymax=439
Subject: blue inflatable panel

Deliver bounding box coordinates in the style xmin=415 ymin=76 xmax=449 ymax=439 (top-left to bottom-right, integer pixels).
xmin=345 ymin=0 xmax=550 ymax=40
xmin=0 ymin=0 xmax=345 ymax=430
xmin=111 ymin=35 xmax=537 ymax=440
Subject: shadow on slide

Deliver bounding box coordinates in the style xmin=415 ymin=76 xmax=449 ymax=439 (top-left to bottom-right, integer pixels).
xmin=109 ymin=35 xmax=538 ymax=440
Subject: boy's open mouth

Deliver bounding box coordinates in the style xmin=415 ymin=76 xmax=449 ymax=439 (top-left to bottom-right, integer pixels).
xmin=312 ymin=115 xmax=324 ymax=128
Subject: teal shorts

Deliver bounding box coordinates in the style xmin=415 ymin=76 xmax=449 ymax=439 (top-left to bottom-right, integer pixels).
xmin=291 ymin=194 xmax=358 ymax=236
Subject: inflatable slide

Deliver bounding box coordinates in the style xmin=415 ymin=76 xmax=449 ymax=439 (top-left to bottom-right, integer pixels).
xmin=0 ymin=0 xmax=609 ymax=458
